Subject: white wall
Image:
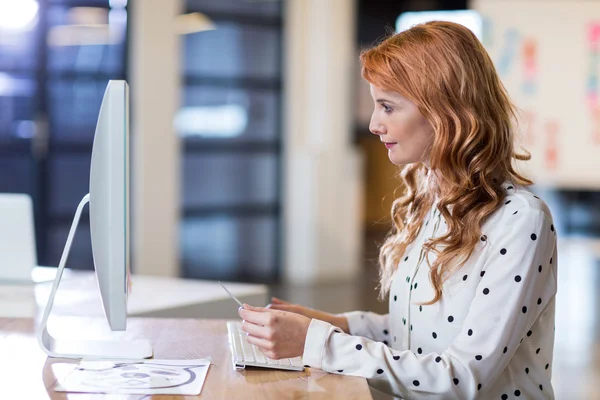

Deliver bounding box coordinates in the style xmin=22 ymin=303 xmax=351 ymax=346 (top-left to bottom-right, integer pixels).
xmin=283 ymin=0 xmax=364 ymax=285
xmin=130 ymin=0 xmax=182 ymax=277
xmin=472 ymin=0 xmax=600 ymax=189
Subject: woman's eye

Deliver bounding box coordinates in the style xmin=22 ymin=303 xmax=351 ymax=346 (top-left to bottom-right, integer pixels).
xmin=383 ymin=104 xmax=393 ymax=114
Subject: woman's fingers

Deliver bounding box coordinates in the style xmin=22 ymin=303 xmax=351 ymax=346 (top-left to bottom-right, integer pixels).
xmin=270 ymin=297 xmax=290 ymax=304
xmin=243 ymin=304 xmax=269 ymax=312
xmin=241 ymin=311 xmax=312 ymax=360
xmin=267 ymin=303 xmax=294 ymax=312
xmin=241 ymin=320 xmax=270 ymax=339
xmin=238 ymin=307 xmax=272 ymax=326
xmin=245 ymin=334 xmax=274 ymax=353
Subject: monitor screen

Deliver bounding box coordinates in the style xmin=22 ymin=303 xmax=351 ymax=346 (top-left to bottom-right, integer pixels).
xmin=89 ymin=80 xmax=129 ymax=331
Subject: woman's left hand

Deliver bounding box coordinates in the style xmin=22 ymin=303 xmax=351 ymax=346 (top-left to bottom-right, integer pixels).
xmin=238 ymin=304 xmax=312 ymax=360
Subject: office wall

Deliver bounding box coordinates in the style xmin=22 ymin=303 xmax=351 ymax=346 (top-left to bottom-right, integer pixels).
xmin=127 ymin=0 xmax=365 ymax=284
xmin=130 ymin=0 xmax=182 ymax=277
xmin=472 ymin=0 xmax=600 ymax=190
xmin=283 ymin=0 xmax=364 ymax=285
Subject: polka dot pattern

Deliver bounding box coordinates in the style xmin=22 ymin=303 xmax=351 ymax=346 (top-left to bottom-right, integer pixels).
xmin=323 ymin=189 xmax=557 ymax=399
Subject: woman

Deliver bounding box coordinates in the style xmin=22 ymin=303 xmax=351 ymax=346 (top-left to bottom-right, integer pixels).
xmin=239 ymin=21 xmax=557 ymax=399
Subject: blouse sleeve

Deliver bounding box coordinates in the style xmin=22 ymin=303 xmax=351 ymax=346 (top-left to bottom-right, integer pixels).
xmin=340 ymin=311 xmax=390 ymax=343
xmin=302 ymin=208 xmax=557 ymax=399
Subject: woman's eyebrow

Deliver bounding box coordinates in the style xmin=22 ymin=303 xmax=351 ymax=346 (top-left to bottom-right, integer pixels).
xmin=376 ymin=98 xmax=397 ymax=105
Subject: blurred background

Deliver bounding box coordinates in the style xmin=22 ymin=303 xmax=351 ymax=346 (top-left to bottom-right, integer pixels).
xmin=0 ymin=0 xmax=598 ymax=398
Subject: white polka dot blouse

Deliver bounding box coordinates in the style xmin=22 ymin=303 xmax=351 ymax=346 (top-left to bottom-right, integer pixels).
xmin=302 ymin=181 xmax=558 ymax=399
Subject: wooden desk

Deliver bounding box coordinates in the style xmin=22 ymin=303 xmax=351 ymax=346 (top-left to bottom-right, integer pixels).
xmin=0 ymin=268 xmax=268 ymax=320
xmin=0 ymin=317 xmax=373 ymax=399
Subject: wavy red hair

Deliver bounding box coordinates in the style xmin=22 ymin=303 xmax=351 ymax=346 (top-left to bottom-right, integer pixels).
xmin=361 ymin=21 xmax=533 ymax=304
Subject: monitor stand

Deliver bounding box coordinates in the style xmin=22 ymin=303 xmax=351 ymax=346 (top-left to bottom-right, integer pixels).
xmin=36 ymin=193 xmax=153 ymax=360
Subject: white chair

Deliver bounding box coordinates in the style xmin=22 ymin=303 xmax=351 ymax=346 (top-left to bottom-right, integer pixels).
xmin=0 ymin=193 xmax=37 ymax=283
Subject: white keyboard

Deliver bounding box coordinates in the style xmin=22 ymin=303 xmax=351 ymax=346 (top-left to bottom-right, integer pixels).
xmin=226 ymin=321 xmax=305 ymax=371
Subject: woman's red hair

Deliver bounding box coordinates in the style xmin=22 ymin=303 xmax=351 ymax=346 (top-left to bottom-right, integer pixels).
xmin=361 ymin=21 xmax=533 ymax=304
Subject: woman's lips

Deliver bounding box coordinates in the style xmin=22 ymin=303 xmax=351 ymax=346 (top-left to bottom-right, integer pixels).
xmin=384 ymin=142 xmax=397 ymax=149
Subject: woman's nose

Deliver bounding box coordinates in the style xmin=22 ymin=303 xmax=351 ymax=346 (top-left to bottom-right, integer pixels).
xmin=369 ymin=119 xmax=384 ymax=136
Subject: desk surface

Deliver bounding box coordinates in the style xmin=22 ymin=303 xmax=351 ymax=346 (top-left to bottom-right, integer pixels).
xmin=0 ymin=267 xmax=268 ymax=319
xmin=0 ymin=317 xmax=372 ymax=399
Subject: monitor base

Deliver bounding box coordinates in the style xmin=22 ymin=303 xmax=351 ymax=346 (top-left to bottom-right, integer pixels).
xmin=39 ymin=327 xmax=153 ymax=360
xmin=36 ymin=193 xmax=153 ymax=360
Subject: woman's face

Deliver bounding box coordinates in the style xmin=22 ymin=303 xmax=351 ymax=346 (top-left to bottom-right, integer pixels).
xmin=369 ymin=84 xmax=434 ymax=167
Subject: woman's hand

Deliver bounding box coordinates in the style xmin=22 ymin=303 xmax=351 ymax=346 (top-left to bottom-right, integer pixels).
xmin=267 ymin=297 xmax=349 ymax=333
xmin=238 ymin=304 xmax=311 ymax=359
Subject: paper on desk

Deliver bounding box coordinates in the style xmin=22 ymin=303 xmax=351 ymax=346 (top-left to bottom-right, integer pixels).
xmin=54 ymin=358 xmax=210 ymax=395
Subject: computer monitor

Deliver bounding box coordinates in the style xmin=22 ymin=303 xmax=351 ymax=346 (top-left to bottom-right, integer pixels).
xmin=89 ymin=80 xmax=130 ymax=331
xmin=37 ymin=80 xmax=153 ymax=359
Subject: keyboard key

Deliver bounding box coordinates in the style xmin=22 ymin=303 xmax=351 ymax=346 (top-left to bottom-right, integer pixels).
xmin=253 ymin=346 xmax=267 ymax=364
xmin=241 ymin=337 xmax=255 ymax=362
xmin=290 ymin=357 xmax=303 ymax=368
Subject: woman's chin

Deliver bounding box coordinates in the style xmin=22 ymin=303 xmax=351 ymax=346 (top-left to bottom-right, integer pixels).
xmin=388 ymin=154 xmax=417 ymax=166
